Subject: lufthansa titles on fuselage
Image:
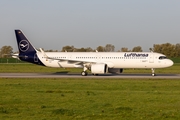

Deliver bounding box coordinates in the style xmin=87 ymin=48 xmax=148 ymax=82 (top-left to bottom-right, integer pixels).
xmin=124 ymin=53 xmax=149 ymax=57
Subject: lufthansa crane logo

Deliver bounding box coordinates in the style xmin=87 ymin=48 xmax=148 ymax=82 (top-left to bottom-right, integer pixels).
xmin=19 ymin=40 xmax=29 ymax=52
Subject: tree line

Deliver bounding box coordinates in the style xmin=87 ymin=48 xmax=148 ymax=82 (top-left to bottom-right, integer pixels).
xmin=0 ymin=43 xmax=180 ymax=58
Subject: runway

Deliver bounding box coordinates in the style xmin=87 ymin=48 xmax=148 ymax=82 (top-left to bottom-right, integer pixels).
xmin=0 ymin=73 xmax=180 ymax=79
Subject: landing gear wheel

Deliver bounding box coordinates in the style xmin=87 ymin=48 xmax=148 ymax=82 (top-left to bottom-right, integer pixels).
xmin=92 ymin=74 xmax=99 ymax=76
xmin=152 ymin=73 xmax=156 ymax=76
xmin=81 ymin=71 xmax=88 ymax=76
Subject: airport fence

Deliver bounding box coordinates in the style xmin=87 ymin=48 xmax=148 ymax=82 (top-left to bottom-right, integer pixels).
xmin=0 ymin=58 xmax=26 ymax=63
xmin=170 ymin=58 xmax=180 ymax=63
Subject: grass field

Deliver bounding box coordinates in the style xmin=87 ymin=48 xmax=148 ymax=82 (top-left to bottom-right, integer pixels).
xmin=1 ymin=78 xmax=180 ymax=120
xmin=0 ymin=63 xmax=180 ymax=119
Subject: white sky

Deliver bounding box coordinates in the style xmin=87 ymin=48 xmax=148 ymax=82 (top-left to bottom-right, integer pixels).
xmin=1 ymin=0 xmax=180 ymax=52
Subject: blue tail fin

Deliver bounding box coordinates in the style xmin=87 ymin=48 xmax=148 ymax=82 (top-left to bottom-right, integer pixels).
xmin=14 ymin=30 xmax=45 ymax=66
xmin=15 ymin=30 xmax=37 ymax=53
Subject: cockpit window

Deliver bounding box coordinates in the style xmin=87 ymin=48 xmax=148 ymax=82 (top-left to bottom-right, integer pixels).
xmin=159 ymin=56 xmax=167 ymax=60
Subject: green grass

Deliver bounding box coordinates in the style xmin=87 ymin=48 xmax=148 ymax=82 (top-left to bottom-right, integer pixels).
xmin=0 ymin=63 xmax=179 ymax=119
xmin=0 ymin=63 xmax=179 ymax=74
xmin=1 ymin=78 xmax=180 ymax=120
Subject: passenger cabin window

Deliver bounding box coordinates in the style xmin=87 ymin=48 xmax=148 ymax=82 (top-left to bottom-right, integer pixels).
xmin=159 ymin=56 xmax=167 ymax=60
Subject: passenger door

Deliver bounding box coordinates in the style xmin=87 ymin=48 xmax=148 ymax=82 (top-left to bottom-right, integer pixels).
xmin=149 ymin=53 xmax=154 ymax=63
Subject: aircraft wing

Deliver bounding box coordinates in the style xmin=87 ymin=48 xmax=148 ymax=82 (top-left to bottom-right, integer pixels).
xmin=39 ymin=48 xmax=98 ymax=64
xmin=48 ymin=57 xmax=96 ymax=63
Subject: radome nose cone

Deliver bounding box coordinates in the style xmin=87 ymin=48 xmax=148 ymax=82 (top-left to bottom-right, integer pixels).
xmin=170 ymin=60 xmax=174 ymax=66
xmin=168 ymin=60 xmax=174 ymax=67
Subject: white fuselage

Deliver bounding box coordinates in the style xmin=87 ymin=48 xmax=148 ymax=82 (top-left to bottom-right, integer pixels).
xmin=37 ymin=52 xmax=173 ymax=69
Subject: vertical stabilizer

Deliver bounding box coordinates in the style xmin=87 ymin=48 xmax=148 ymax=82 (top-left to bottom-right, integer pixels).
xmin=14 ymin=30 xmax=45 ymax=66
xmin=15 ymin=30 xmax=37 ymax=53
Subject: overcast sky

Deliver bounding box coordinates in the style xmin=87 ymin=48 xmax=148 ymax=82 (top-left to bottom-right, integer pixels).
xmin=1 ymin=0 xmax=180 ymax=52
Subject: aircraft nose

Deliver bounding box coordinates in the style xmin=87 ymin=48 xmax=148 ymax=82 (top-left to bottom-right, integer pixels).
xmin=167 ymin=59 xmax=174 ymax=67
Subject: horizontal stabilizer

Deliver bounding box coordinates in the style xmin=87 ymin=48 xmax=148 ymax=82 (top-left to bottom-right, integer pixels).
xmin=39 ymin=48 xmax=48 ymax=58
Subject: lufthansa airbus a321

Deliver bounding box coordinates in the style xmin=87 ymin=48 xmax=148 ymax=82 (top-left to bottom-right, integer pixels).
xmin=14 ymin=30 xmax=173 ymax=76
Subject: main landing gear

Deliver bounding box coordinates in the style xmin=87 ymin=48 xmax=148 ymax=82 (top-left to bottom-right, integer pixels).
xmin=81 ymin=65 xmax=88 ymax=76
xmin=151 ymin=68 xmax=156 ymax=76
xmin=81 ymin=71 xmax=88 ymax=76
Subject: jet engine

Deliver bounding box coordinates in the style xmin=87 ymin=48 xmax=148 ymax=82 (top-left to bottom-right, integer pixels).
xmin=91 ymin=63 xmax=108 ymax=74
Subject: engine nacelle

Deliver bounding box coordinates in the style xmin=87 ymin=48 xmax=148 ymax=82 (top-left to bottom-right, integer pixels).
xmin=91 ymin=63 xmax=108 ymax=74
xmin=108 ymin=68 xmax=123 ymax=73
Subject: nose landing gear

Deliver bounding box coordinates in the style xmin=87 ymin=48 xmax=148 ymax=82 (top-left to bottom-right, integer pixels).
xmin=151 ymin=68 xmax=156 ymax=76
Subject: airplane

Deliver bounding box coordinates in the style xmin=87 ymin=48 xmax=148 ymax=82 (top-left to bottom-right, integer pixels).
xmin=14 ymin=30 xmax=174 ymax=76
